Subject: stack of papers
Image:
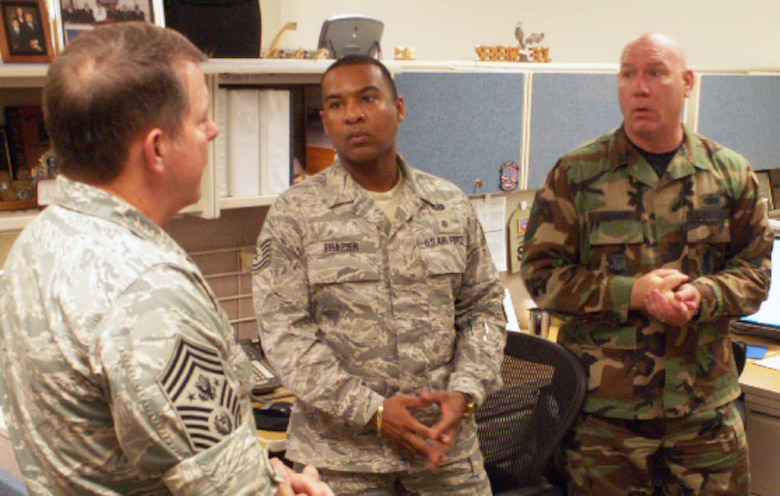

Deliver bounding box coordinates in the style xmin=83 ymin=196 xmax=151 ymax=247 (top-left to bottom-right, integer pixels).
xmin=756 ymin=354 xmax=780 ymax=372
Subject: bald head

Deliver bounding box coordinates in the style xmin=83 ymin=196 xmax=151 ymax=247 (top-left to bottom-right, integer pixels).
xmin=621 ymin=32 xmax=689 ymax=73
xmin=617 ymin=32 xmax=694 ymax=153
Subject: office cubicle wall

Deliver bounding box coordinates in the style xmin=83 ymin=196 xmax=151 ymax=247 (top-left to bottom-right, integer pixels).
xmin=396 ymin=72 xmax=526 ymax=194
xmin=527 ymin=72 xmax=622 ymax=190
xmin=396 ymin=70 xmax=622 ymax=192
xmin=697 ymin=74 xmax=780 ymax=171
xmin=396 ymin=68 xmax=780 ymax=195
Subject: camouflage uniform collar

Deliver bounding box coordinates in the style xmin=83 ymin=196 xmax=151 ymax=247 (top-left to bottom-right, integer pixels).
xmin=325 ymin=154 xmax=440 ymax=210
xmin=54 ymin=174 xmax=185 ymax=254
xmin=613 ymin=125 xmax=707 ymax=181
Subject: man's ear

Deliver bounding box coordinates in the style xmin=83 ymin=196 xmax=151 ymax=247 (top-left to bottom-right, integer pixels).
xmin=142 ymin=128 xmax=166 ymax=174
xmin=395 ymin=96 xmax=406 ymax=123
xmin=682 ymin=69 xmax=695 ymax=98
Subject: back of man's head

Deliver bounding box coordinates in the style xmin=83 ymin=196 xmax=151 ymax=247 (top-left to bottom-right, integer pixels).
xmin=44 ymin=22 xmax=206 ymax=184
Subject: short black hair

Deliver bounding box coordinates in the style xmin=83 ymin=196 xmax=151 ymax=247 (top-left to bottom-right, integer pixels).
xmin=321 ymin=55 xmax=397 ymax=100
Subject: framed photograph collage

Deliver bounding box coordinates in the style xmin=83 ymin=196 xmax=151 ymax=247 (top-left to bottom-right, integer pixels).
xmin=0 ymin=0 xmax=164 ymax=62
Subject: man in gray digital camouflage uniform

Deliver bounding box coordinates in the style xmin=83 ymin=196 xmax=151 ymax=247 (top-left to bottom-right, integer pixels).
xmin=522 ymin=32 xmax=773 ymax=495
xmin=0 ymin=22 xmax=331 ymax=496
xmin=252 ymin=55 xmax=507 ymax=495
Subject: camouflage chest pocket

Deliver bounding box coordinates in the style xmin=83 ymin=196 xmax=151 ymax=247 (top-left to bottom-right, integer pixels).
xmin=686 ymin=209 xmax=731 ymax=274
xmin=418 ymin=233 xmax=467 ymax=310
xmin=306 ymin=241 xmax=382 ymax=319
xmin=586 ymin=211 xmax=644 ymax=275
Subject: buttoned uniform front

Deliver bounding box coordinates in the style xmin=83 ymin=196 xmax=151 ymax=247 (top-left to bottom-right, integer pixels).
xmin=0 ymin=175 xmax=279 ymax=495
xmin=521 ymin=125 xmax=772 ymax=420
xmin=252 ymin=155 xmax=507 ymax=472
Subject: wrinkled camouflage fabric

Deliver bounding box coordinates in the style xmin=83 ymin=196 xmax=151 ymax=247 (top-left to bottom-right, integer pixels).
xmin=253 ymin=156 xmax=507 ymax=473
xmin=0 ymin=175 xmax=279 ymax=495
xmin=317 ymin=452 xmax=491 ymax=495
xmin=522 ymin=126 xmax=772 ymax=420
xmin=565 ymin=403 xmax=748 ymax=495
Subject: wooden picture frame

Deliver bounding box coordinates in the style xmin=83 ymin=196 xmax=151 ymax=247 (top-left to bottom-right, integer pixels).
xmin=0 ymin=0 xmax=55 ymax=63
xmin=755 ymin=170 xmax=774 ymax=211
xmin=52 ymin=0 xmax=164 ymax=52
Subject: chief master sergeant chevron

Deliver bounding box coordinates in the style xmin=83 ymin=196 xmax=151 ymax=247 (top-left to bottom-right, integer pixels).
xmin=521 ymin=32 xmax=772 ymax=495
xmin=252 ymin=54 xmax=507 ymax=495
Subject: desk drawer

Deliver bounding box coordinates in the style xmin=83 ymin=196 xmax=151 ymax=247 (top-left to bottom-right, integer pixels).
xmin=746 ymin=408 xmax=780 ymax=496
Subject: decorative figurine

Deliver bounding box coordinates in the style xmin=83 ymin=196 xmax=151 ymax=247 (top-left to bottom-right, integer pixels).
xmin=514 ymin=20 xmax=549 ymax=62
xmin=475 ymin=22 xmax=550 ymax=62
xmin=394 ymin=46 xmax=417 ymax=60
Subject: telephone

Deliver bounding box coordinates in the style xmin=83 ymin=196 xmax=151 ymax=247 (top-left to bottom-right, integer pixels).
xmin=240 ymin=340 xmax=283 ymax=396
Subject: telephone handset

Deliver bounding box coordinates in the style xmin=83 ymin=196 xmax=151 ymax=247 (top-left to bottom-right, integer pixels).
xmin=240 ymin=340 xmax=283 ymax=396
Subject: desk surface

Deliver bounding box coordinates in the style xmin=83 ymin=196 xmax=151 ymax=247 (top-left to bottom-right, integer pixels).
xmin=737 ymin=335 xmax=780 ymax=404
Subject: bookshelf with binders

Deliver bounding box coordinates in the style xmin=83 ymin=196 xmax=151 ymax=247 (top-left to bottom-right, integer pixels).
xmin=0 ymin=60 xmax=331 ymax=230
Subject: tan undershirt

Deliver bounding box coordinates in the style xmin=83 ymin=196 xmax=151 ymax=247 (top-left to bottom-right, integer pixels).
xmin=364 ymin=171 xmax=404 ymax=220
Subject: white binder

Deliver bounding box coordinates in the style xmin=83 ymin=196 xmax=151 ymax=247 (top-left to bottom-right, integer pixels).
xmin=259 ymin=89 xmax=291 ymax=196
xmin=215 ymin=87 xmax=229 ymax=198
xmin=227 ymin=89 xmax=261 ymax=197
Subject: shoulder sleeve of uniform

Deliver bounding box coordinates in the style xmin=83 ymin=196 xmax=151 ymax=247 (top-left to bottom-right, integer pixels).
xmin=93 ymin=264 xmax=276 ymax=491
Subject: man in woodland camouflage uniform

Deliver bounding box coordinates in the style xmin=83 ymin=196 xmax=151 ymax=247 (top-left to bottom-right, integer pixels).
xmin=0 ymin=22 xmax=330 ymax=496
xmin=252 ymin=55 xmax=507 ymax=495
xmin=521 ymin=32 xmax=772 ymax=495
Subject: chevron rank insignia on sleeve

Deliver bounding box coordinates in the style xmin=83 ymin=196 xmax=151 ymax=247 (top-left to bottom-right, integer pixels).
xmin=158 ymin=336 xmax=241 ymax=452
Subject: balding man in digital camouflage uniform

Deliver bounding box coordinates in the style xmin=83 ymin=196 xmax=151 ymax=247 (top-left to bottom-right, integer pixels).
xmin=0 ymin=22 xmax=331 ymax=496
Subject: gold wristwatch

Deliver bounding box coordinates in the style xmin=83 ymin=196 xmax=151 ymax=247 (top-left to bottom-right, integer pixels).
xmin=462 ymin=393 xmax=477 ymax=418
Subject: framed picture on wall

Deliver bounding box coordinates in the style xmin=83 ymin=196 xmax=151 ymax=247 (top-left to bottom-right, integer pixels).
xmin=51 ymin=0 xmax=164 ymax=52
xmin=755 ymin=170 xmax=774 ymax=211
xmin=0 ymin=0 xmax=55 ymax=63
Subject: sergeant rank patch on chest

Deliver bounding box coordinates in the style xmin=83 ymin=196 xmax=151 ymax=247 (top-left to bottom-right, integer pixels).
xmin=158 ymin=336 xmax=241 ymax=452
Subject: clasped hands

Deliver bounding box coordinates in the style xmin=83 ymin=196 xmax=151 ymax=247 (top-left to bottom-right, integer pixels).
xmin=631 ymin=268 xmax=702 ymax=327
xmin=374 ymin=390 xmax=469 ymax=472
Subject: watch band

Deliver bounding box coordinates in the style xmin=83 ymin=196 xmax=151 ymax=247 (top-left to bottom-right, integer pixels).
xmin=462 ymin=393 xmax=477 ymax=418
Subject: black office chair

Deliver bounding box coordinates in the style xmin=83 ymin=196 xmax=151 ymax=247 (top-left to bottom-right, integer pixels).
xmin=476 ymin=331 xmax=587 ymax=496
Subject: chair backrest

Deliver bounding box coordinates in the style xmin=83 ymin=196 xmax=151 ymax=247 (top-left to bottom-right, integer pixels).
xmin=732 ymin=339 xmax=746 ymax=376
xmin=476 ymin=331 xmax=587 ymax=491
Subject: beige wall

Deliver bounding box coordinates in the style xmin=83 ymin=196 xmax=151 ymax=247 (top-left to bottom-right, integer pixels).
xmin=263 ymin=0 xmax=780 ymax=69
